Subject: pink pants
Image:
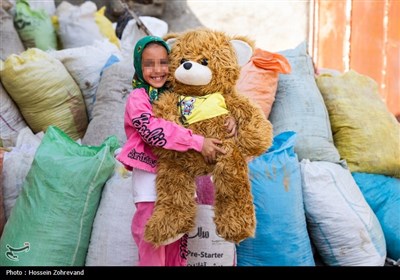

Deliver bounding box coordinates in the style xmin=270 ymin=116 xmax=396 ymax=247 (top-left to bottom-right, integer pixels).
xmin=132 ymin=202 xmax=188 ymax=266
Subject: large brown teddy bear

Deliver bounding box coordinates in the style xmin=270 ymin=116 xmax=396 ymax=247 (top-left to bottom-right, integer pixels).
xmin=145 ymin=28 xmax=273 ymax=246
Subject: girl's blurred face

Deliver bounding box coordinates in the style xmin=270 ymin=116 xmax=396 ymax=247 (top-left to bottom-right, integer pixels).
xmin=141 ymin=44 xmax=169 ymax=89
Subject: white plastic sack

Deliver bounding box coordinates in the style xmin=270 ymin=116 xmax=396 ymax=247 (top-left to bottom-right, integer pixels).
xmin=55 ymin=1 xmax=103 ymax=49
xmin=300 ymin=159 xmax=386 ymax=266
xmin=85 ymin=159 xmax=138 ymax=266
xmin=2 ymin=127 xmax=42 ymax=219
xmin=120 ymin=16 xmax=168 ymax=67
xmin=48 ymin=39 xmax=121 ymax=120
xmin=0 ymin=82 xmax=27 ymax=147
xmin=187 ymin=205 xmax=236 ymax=266
xmin=0 ymin=6 xmax=25 ymax=58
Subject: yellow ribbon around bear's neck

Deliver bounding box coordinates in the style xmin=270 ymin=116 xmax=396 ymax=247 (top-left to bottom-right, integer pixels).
xmin=178 ymin=92 xmax=229 ymax=126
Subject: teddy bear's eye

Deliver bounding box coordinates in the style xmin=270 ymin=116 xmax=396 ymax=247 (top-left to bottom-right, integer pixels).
xmin=200 ymin=59 xmax=208 ymax=66
xmin=180 ymin=59 xmax=188 ymax=65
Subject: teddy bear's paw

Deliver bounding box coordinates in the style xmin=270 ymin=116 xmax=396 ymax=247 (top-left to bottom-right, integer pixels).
xmin=215 ymin=232 xmax=247 ymax=245
xmin=214 ymin=215 xmax=256 ymax=244
xmin=144 ymin=224 xmax=191 ymax=247
xmin=215 ymin=225 xmax=255 ymax=244
xmin=144 ymin=211 xmax=195 ymax=247
xmin=217 ymin=226 xmax=254 ymax=244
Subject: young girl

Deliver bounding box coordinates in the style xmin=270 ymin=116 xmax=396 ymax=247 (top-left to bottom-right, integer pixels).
xmin=117 ymin=36 xmax=236 ymax=266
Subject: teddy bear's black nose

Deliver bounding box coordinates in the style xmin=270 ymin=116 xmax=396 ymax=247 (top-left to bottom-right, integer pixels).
xmin=183 ymin=62 xmax=192 ymax=70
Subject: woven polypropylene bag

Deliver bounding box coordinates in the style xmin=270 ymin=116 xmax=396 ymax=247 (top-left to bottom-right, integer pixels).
xmin=0 ymin=126 xmax=119 ymax=266
xmin=237 ymin=131 xmax=315 ymax=266
xmin=316 ymin=70 xmax=400 ymax=178
xmin=0 ymin=48 xmax=88 ymax=141
xmin=269 ymin=41 xmax=340 ymax=163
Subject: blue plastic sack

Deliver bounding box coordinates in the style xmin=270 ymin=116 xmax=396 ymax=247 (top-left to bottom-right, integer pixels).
xmin=236 ymin=131 xmax=315 ymax=266
xmin=352 ymin=172 xmax=400 ymax=261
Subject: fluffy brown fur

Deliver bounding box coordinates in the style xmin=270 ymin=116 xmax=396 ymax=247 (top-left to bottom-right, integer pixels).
xmin=144 ymin=28 xmax=273 ymax=246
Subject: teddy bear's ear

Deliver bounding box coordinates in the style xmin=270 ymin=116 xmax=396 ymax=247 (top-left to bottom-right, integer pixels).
xmin=163 ymin=33 xmax=179 ymax=49
xmin=230 ymin=39 xmax=253 ymax=67
xmin=166 ymin=38 xmax=177 ymax=49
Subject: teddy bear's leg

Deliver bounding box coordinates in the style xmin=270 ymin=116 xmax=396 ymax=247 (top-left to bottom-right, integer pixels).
xmin=144 ymin=161 xmax=197 ymax=247
xmin=212 ymin=148 xmax=256 ymax=244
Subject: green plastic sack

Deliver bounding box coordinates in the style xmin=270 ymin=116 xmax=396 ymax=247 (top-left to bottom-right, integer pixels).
xmin=14 ymin=0 xmax=58 ymax=50
xmin=0 ymin=126 xmax=119 ymax=266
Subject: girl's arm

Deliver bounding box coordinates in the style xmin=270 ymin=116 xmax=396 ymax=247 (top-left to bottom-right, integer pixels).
xmin=126 ymin=89 xmax=204 ymax=152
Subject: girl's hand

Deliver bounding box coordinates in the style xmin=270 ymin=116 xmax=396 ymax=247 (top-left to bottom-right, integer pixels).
xmin=201 ymin=138 xmax=226 ymax=164
xmin=225 ymin=116 xmax=237 ymax=138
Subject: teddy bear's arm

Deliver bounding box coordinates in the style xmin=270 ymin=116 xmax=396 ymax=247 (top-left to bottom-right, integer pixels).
xmin=152 ymin=91 xmax=181 ymax=123
xmin=226 ymin=93 xmax=273 ymax=157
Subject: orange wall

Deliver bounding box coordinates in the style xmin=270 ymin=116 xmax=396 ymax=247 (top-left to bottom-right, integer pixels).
xmin=312 ymin=0 xmax=399 ymax=117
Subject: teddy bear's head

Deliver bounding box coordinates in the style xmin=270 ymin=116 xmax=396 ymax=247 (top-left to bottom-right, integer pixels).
xmin=165 ymin=28 xmax=253 ymax=96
